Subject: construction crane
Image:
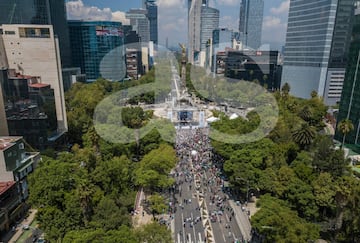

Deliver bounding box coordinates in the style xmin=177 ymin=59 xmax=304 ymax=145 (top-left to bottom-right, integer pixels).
xmin=8 ymin=2 xmax=17 ymax=24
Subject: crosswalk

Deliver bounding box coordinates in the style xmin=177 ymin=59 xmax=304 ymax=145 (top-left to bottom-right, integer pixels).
xmin=176 ymin=232 xmax=204 ymax=243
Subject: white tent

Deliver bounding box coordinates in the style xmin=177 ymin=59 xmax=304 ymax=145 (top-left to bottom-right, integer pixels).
xmin=206 ymin=117 xmax=220 ymax=123
xmin=229 ymin=113 xmax=239 ymax=120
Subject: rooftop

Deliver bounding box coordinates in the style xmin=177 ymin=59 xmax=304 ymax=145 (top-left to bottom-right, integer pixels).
xmin=0 ymin=181 xmax=16 ymax=196
xmin=0 ymin=136 xmax=22 ymax=151
xmin=28 ymin=83 xmax=50 ymax=88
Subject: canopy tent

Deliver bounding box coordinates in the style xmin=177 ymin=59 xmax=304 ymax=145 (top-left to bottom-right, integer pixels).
xmin=229 ymin=113 xmax=239 ymax=120
xmin=206 ymin=116 xmax=220 ymax=123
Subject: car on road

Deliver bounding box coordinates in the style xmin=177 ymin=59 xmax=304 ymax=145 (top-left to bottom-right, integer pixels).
xmin=22 ymin=224 xmax=30 ymax=230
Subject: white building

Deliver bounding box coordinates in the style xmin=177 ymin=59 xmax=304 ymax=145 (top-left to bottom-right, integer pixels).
xmin=0 ymin=24 xmax=67 ymax=131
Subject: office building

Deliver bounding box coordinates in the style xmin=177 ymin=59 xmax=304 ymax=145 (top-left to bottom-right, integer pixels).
xmin=238 ymin=0 xmax=264 ymax=50
xmin=335 ymin=6 xmax=360 ymax=144
xmin=325 ymin=0 xmax=355 ymax=105
xmin=68 ymin=21 xmax=126 ymax=82
xmin=144 ymin=0 xmax=158 ymax=44
xmin=281 ymin=0 xmax=354 ymax=104
xmin=126 ymin=9 xmax=150 ymax=43
xmin=0 ymin=68 xmax=65 ymax=149
xmin=188 ymin=0 xmax=203 ymax=64
xmin=0 ymin=136 xmax=40 ymax=237
xmin=126 ymin=48 xmax=142 ymax=80
xmin=225 ymin=50 xmax=281 ymax=90
xmin=199 ymin=5 xmax=219 ymax=67
xmin=0 ymin=24 xmax=67 ymax=135
xmin=0 ymin=0 xmax=72 ymax=68
xmin=0 ymin=137 xmax=40 ymax=198
xmin=211 ymin=28 xmax=239 ymax=72
xmin=0 ymin=181 xmax=20 ymax=236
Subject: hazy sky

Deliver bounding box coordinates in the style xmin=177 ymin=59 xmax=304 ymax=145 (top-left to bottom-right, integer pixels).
xmin=66 ymin=0 xmax=290 ymax=50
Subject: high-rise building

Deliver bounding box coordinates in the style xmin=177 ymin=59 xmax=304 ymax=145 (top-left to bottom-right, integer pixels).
xmin=211 ymin=28 xmax=237 ymax=72
xmin=188 ymin=0 xmax=219 ymax=65
xmin=199 ymin=5 xmax=219 ymax=67
xmin=281 ymin=0 xmax=354 ymax=103
xmin=188 ymin=0 xmax=203 ymax=64
xmin=335 ymin=5 xmax=360 ymax=144
xmin=144 ymin=0 xmax=158 ymax=45
xmin=325 ymin=0 xmax=355 ymax=105
xmin=68 ymin=21 xmax=126 ymax=82
xmin=0 ymin=24 xmax=67 ymax=136
xmin=0 ymin=0 xmax=72 ymax=68
xmin=126 ymin=9 xmax=150 ymax=43
xmin=238 ymin=0 xmax=264 ymax=50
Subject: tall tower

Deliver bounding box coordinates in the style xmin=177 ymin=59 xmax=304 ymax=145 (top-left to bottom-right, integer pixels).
xmin=199 ymin=5 xmax=219 ymax=67
xmin=335 ymin=4 xmax=360 ymax=144
xmin=188 ymin=0 xmax=203 ymax=64
xmin=126 ymin=9 xmax=150 ymax=43
xmin=238 ymin=0 xmax=264 ymax=50
xmin=281 ymin=0 xmax=354 ymax=104
xmin=144 ymin=0 xmax=158 ymax=44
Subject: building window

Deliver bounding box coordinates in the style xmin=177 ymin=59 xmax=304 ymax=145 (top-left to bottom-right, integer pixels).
xmin=19 ymin=27 xmax=50 ymax=38
xmin=19 ymin=143 xmax=24 ymax=149
xmin=4 ymin=31 xmax=15 ymax=35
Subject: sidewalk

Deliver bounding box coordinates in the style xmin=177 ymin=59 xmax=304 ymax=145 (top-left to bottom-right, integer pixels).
xmin=8 ymin=209 xmax=37 ymax=243
xmin=132 ymin=189 xmax=153 ymax=228
xmin=229 ymin=200 xmax=252 ymax=242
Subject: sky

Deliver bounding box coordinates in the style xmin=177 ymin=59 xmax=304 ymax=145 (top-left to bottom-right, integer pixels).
xmin=65 ymin=0 xmax=290 ymax=50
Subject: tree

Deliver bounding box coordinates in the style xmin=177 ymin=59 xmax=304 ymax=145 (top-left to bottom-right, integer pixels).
xmin=90 ymin=196 xmax=130 ymax=231
xmin=148 ymin=193 xmax=167 ymax=215
xmin=251 ymin=195 xmax=320 ymax=242
xmin=292 ymin=123 xmax=316 ymax=148
xmin=134 ymin=144 xmax=176 ymax=191
xmin=135 ymin=222 xmax=172 ymax=243
xmin=310 ymin=90 xmax=318 ymax=98
xmin=299 ymin=105 xmax=312 ymax=122
xmin=312 ymin=173 xmax=336 ymax=218
xmin=337 ymin=119 xmax=354 ymax=148
xmin=281 ymin=82 xmax=290 ymax=96
xmin=63 ymin=226 xmax=138 ymax=243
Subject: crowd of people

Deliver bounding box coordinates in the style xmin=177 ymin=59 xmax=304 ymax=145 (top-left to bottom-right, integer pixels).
xmin=172 ymin=126 xmax=245 ymax=243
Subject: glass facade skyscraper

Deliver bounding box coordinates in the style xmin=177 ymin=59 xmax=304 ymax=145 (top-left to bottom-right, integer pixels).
xmin=144 ymin=0 xmax=158 ymax=44
xmin=68 ymin=21 xmax=126 ymax=82
xmin=126 ymin=9 xmax=150 ymax=43
xmin=188 ymin=0 xmax=203 ymax=64
xmin=200 ymin=6 xmax=219 ymax=51
xmin=238 ymin=0 xmax=264 ymax=50
xmin=281 ymin=0 xmax=354 ymax=103
xmin=335 ymin=8 xmax=360 ymax=144
xmin=0 ymin=0 xmax=72 ymax=68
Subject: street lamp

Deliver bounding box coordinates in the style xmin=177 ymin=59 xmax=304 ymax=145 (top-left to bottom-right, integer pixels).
xmin=235 ymin=177 xmax=249 ymax=203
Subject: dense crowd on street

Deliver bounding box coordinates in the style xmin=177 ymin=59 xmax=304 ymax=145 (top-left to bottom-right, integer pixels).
xmin=172 ymin=126 xmax=245 ymax=243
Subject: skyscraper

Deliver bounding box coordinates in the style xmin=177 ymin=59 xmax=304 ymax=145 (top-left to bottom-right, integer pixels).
xmin=335 ymin=5 xmax=360 ymax=144
xmin=126 ymin=9 xmax=150 ymax=43
xmin=199 ymin=5 xmax=219 ymax=67
xmin=238 ymin=0 xmax=264 ymax=50
xmin=188 ymin=0 xmax=219 ymax=65
xmin=188 ymin=0 xmax=203 ymax=64
xmin=0 ymin=0 xmax=72 ymax=68
xmin=68 ymin=21 xmax=126 ymax=82
xmin=281 ymin=0 xmax=354 ymax=103
xmin=144 ymin=0 xmax=158 ymax=45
